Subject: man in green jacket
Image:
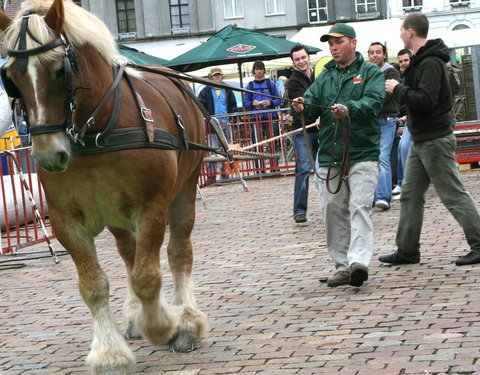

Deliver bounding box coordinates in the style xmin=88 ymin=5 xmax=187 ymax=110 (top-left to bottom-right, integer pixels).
xmin=292 ymin=23 xmax=385 ymax=288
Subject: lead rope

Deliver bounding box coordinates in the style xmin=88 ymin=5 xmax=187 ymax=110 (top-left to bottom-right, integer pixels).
xmin=126 ymin=64 xmax=353 ymax=192
xmin=300 ymin=110 xmax=351 ymax=195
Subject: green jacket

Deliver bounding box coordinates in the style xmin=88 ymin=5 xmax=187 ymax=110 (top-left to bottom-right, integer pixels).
xmin=303 ymin=52 xmax=385 ymax=167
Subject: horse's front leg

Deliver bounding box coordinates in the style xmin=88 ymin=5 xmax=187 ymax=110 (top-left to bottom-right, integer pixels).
xmin=130 ymin=209 xmax=179 ymax=345
xmin=54 ymin=220 xmax=135 ymax=374
xmin=167 ymin=178 xmax=208 ymax=352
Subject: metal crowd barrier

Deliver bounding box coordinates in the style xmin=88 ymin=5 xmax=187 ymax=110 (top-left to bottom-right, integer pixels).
xmin=198 ymin=108 xmax=296 ymax=187
xmin=3 ymin=119 xmax=479 ymax=255
xmin=0 ymin=143 xmax=52 ymax=255
xmin=454 ymin=120 xmax=480 ymax=163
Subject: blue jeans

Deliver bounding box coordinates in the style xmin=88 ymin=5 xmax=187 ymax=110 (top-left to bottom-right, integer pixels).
xmin=293 ymin=131 xmax=319 ymax=215
xmin=374 ymin=118 xmax=396 ymax=203
xmin=397 ymin=123 xmax=411 ymax=186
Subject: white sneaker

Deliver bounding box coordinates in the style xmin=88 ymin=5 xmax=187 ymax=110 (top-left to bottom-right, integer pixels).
xmin=392 ymin=185 xmax=401 ymax=195
xmin=375 ymin=200 xmax=390 ymax=210
xmin=393 ymin=194 xmax=401 ymax=200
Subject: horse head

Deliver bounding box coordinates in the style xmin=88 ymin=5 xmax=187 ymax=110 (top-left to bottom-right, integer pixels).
xmin=0 ymin=0 xmax=121 ymax=172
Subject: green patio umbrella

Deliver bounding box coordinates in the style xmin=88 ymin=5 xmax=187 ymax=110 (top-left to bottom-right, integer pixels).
xmin=165 ymin=24 xmax=320 ymax=87
xmin=117 ymin=44 xmax=169 ymax=65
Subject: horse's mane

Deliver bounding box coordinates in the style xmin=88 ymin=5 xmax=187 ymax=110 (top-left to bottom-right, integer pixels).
xmin=3 ymin=0 xmax=121 ymax=67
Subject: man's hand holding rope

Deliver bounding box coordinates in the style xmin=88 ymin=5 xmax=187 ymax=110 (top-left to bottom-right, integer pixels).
xmin=291 ymin=97 xmax=351 ymax=194
xmin=292 ymin=97 xmax=305 ymax=113
xmin=292 ymin=97 xmax=349 ymax=119
xmin=331 ymin=103 xmax=349 ymax=119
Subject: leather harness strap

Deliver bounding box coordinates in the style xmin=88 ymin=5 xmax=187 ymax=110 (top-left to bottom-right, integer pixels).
xmin=122 ymin=72 xmax=156 ymax=143
xmin=141 ymin=78 xmax=189 ymax=150
xmin=70 ymin=127 xmax=211 ymax=155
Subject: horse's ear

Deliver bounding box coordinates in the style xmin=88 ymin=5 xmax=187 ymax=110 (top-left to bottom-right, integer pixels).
xmin=44 ymin=0 xmax=65 ymax=33
xmin=0 ymin=12 xmax=12 ymax=32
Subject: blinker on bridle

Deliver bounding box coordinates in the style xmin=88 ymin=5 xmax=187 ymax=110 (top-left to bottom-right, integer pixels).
xmin=5 ymin=10 xmax=81 ymax=138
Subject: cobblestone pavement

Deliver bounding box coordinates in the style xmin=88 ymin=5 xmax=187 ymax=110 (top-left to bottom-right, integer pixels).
xmin=1 ymin=171 xmax=480 ymax=375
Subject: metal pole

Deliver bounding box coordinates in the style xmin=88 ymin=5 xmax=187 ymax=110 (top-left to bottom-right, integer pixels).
xmin=471 ymin=45 xmax=480 ymax=119
xmin=4 ymin=151 xmax=59 ymax=263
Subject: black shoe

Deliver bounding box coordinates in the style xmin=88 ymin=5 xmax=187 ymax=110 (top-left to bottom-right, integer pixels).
xmin=349 ymin=263 xmax=368 ymax=287
xmin=294 ymin=213 xmax=307 ymax=223
xmin=378 ymin=251 xmax=420 ymax=265
xmin=455 ymin=251 xmax=480 ymax=266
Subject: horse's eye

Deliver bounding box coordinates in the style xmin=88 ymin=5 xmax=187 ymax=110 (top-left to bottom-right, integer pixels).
xmin=56 ymin=67 xmax=65 ymax=79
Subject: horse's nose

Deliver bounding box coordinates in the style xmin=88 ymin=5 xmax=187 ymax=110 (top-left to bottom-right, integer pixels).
xmin=55 ymin=150 xmax=71 ymax=171
xmin=31 ymin=133 xmax=72 ymax=173
xmin=32 ymin=149 xmax=71 ymax=173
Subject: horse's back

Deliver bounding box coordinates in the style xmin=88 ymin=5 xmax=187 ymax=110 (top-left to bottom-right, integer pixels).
xmin=136 ymin=67 xmax=205 ymax=143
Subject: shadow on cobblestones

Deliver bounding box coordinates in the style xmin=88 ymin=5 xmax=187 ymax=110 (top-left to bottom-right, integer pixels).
xmin=1 ymin=172 xmax=480 ymax=374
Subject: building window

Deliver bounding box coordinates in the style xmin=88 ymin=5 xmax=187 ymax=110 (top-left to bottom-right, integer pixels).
xmin=265 ymin=0 xmax=285 ymax=15
xmin=402 ymin=0 xmax=422 ymax=7
xmin=402 ymin=0 xmax=422 ymax=13
xmin=170 ymin=0 xmax=190 ymax=32
xmin=116 ymin=0 xmax=136 ymax=34
xmin=356 ymin=0 xmax=377 ymax=13
xmin=450 ymin=0 xmax=470 ymax=9
xmin=224 ymin=0 xmax=243 ymax=18
xmin=307 ymin=0 xmax=327 ymax=24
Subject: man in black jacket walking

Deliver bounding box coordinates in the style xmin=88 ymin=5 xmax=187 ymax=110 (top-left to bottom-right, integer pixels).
xmin=379 ymin=12 xmax=480 ymax=266
xmin=288 ymin=44 xmax=319 ymax=223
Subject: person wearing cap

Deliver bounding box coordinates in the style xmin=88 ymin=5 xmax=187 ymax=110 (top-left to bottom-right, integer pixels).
xmin=292 ymin=23 xmax=385 ymax=288
xmin=368 ymin=41 xmax=401 ymax=211
xmin=380 ymin=12 xmax=480 ymax=267
xmin=198 ymin=67 xmax=238 ymax=181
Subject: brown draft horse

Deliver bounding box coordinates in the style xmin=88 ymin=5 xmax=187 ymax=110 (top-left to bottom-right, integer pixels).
xmin=0 ymin=0 xmax=207 ymax=373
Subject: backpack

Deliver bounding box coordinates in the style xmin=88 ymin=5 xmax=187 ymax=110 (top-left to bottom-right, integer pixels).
xmin=447 ymin=65 xmax=461 ymax=96
xmin=247 ymin=78 xmax=275 ymax=107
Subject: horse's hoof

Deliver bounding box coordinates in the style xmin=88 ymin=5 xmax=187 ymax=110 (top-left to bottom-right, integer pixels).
xmin=169 ymin=332 xmax=200 ymax=353
xmin=124 ymin=330 xmax=142 ymax=341
xmin=124 ymin=322 xmax=142 ymax=341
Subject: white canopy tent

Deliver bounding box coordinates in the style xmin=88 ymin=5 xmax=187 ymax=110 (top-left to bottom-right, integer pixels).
xmin=291 ymin=18 xmax=480 ymax=62
xmin=291 ymin=18 xmax=405 ymax=60
xmin=430 ymin=27 xmax=480 ymax=49
xmin=127 ymin=36 xmax=205 ymax=61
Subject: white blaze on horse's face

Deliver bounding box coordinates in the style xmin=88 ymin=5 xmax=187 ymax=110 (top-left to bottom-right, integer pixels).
xmin=27 ymin=64 xmax=45 ymax=125
xmin=28 ymin=60 xmax=72 ymax=173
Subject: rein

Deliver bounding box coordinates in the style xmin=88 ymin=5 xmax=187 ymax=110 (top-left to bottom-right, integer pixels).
xmin=132 ymin=64 xmax=334 ymax=112
xmin=133 ymin=64 xmax=352 ymax=193
xmin=4 ymin=11 xmax=350 ymax=192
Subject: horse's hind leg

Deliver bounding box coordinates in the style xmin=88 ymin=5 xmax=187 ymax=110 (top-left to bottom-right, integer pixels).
xmin=108 ymin=226 xmax=142 ymax=340
xmin=167 ymin=178 xmax=208 ymax=352
xmin=53 ymin=222 xmax=135 ymax=374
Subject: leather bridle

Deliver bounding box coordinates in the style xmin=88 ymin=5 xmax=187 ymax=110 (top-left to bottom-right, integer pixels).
xmin=2 ymin=11 xmax=83 ymax=139
xmin=1 ymin=10 xmax=125 ymax=148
